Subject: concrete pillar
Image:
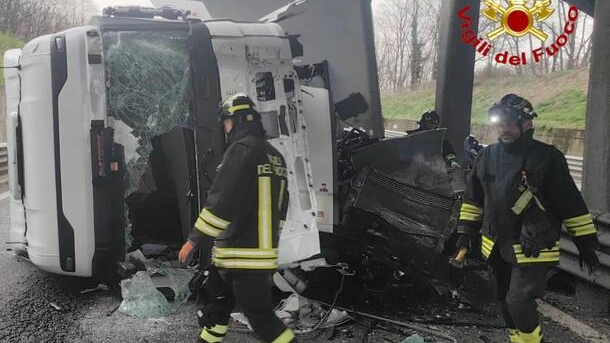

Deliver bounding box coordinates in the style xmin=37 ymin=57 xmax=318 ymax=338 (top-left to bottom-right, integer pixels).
xmin=435 ymin=0 xmax=480 ymax=159
xmin=583 ymin=0 xmax=610 ymax=214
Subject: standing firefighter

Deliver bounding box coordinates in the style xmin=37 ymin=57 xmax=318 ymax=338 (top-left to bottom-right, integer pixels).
xmin=455 ymin=94 xmax=600 ymax=343
xmin=179 ymin=94 xmax=295 ymax=343
xmin=408 ymin=109 xmax=460 ymax=169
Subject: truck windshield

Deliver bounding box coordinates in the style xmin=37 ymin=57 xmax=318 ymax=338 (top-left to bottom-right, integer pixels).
xmin=103 ymin=29 xmax=192 ymax=194
xmin=103 ymin=29 xmax=195 ymax=247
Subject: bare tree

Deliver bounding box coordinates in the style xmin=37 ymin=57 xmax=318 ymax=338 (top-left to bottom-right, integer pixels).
xmin=409 ymin=0 xmax=423 ymax=89
xmin=374 ymin=0 xmax=442 ymax=92
xmin=0 ymin=0 xmax=98 ymax=40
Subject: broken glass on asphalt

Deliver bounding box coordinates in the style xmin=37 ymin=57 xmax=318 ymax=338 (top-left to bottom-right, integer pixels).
xmin=119 ymin=271 xmax=173 ymax=318
xmin=119 ymin=268 xmax=194 ymax=318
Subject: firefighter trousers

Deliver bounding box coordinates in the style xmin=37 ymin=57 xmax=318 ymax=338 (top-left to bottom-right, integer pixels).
xmin=197 ymin=270 xmax=297 ymax=343
xmin=489 ymin=250 xmax=549 ymax=343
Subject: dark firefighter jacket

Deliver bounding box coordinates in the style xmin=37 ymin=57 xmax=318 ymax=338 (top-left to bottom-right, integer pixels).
xmin=458 ymin=130 xmax=599 ymax=265
xmin=188 ymin=122 xmax=289 ymax=271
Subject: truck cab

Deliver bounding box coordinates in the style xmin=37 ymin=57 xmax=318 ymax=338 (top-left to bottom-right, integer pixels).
xmin=4 ymin=11 xmax=332 ymax=277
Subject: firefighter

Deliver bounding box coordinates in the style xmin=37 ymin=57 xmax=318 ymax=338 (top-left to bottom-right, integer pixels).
xmin=408 ymin=109 xmax=460 ymax=169
xmin=463 ymin=134 xmax=484 ymax=171
xmin=178 ymin=94 xmax=295 ymax=343
xmin=455 ymin=94 xmax=600 ymax=343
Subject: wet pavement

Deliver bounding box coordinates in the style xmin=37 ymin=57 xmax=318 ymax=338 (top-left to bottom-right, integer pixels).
xmin=0 ymin=195 xmax=609 ymax=343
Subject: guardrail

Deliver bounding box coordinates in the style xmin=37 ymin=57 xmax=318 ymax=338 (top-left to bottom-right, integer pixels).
xmin=384 ymin=130 xmax=584 ymax=188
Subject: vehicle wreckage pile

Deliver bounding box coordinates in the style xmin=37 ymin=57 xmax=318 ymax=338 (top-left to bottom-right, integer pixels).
xmin=115 ymin=126 xmax=472 ymax=342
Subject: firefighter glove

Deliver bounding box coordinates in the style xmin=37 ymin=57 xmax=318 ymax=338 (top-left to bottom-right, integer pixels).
xmin=574 ymin=234 xmax=601 ymax=275
xmin=579 ymin=250 xmax=600 ymax=275
xmin=455 ymin=233 xmax=472 ymax=251
xmin=179 ymin=240 xmax=196 ymax=264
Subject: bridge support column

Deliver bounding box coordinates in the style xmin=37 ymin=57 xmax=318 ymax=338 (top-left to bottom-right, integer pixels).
xmin=435 ymin=0 xmax=480 ymax=159
xmin=583 ymin=0 xmax=610 ymax=214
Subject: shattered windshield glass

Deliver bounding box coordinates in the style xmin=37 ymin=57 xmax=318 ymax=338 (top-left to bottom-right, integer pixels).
xmin=103 ymin=29 xmax=194 ymax=248
xmin=103 ymin=29 xmax=193 ymax=195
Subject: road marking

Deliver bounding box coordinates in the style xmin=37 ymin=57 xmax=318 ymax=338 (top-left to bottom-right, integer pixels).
xmin=537 ymin=300 xmax=609 ymax=343
xmin=0 ymin=191 xmax=9 ymax=201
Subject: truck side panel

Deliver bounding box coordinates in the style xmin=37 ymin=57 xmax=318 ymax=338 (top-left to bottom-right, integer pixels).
xmin=19 ymin=35 xmax=63 ymax=273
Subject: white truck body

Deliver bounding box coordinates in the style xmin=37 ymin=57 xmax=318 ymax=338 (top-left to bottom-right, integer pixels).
xmin=4 ymin=17 xmax=334 ymax=277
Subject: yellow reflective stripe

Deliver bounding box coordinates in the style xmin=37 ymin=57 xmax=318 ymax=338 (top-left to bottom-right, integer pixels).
xmin=481 ymin=235 xmax=495 ymax=258
xmin=460 ymin=212 xmax=482 ymax=221
xmin=221 ymin=94 xmax=240 ymax=106
xmin=210 ymin=324 xmax=228 ymax=335
xmin=214 ymin=247 xmax=277 ymax=259
xmin=564 ymin=213 xmax=592 ymax=227
xmin=516 ymin=252 xmax=560 ymax=264
xmin=201 ymin=208 xmax=230 ymax=230
xmin=569 ymin=224 xmax=597 ymax=237
xmin=462 ymin=203 xmax=483 ymax=215
xmin=200 ymin=330 xmax=224 ymax=343
xmin=271 ymin=329 xmax=295 ymax=343
xmin=258 ymin=176 xmax=272 ymax=250
xmin=517 ymin=325 xmax=542 ymax=343
xmin=460 ymin=203 xmax=483 ymax=222
xmin=513 ymin=242 xmax=560 ymax=254
xmin=509 ymin=329 xmax=520 ymax=343
xmin=213 ymin=258 xmax=278 ymax=270
xmin=481 ymin=239 xmax=493 ymax=251
xmin=228 ymin=104 xmax=251 ymax=113
xmin=195 ymin=218 xmax=223 ymax=238
xmin=564 ymin=214 xmax=597 ymax=237
xmin=278 ymin=179 xmax=286 ymax=211
xmin=511 ymin=189 xmax=534 ymax=215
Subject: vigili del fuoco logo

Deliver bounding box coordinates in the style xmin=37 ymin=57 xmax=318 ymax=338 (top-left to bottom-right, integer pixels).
xmin=458 ymin=0 xmax=580 ymax=66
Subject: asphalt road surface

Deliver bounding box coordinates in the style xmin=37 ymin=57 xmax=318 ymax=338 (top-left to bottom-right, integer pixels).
xmin=0 ymin=194 xmax=609 ymax=343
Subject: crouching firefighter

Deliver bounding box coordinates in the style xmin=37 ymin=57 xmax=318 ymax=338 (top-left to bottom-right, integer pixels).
xmin=178 ymin=94 xmax=296 ymax=343
xmin=454 ymin=94 xmax=600 ymax=343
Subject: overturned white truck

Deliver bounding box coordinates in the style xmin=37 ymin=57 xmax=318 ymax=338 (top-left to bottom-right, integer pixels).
xmin=4 ymin=2 xmax=461 ymax=281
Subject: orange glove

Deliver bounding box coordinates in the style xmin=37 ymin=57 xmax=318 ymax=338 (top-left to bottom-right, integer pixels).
xmin=179 ymin=240 xmax=196 ymax=264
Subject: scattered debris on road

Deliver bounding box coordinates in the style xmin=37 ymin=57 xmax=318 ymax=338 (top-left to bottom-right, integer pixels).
xmin=80 ymin=283 xmax=110 ymax=294
xmin=49 ymin=302 xmax=64 ymax=312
